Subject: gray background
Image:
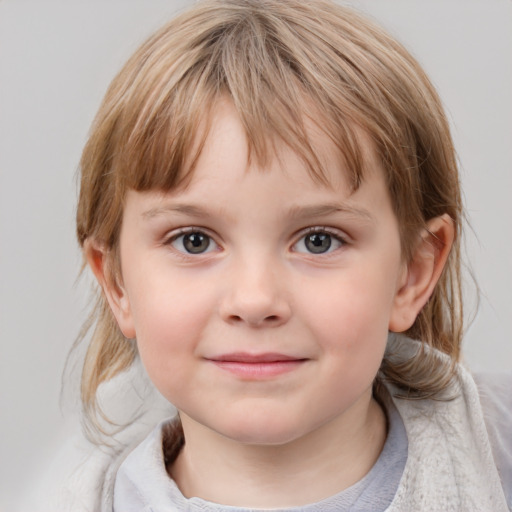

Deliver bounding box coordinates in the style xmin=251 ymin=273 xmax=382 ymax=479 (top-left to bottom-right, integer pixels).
xmin=1 ymin=1 xmax=511 ymax=509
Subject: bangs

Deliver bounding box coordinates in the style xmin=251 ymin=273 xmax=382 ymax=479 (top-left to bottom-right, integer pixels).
xmin=105 ymin=1 xmax=370 ymax=194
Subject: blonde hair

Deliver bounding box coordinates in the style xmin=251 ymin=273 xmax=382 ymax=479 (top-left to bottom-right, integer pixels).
xmin=76 ymin=0 xmax=463 ymax=434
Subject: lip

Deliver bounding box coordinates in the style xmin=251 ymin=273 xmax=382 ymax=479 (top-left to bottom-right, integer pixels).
xmin=207 ymin=352 xmax=308 ymax=379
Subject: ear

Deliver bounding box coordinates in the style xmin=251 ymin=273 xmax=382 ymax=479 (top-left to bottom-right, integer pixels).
xmin=389 ymin=214 xmax=454 ymax=332
xmin=84 ymin=239 xmax=136 ymax=339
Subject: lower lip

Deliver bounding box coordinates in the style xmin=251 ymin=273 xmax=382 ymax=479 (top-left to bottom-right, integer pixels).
xmin=210 ymin=360 xmax=306 ymax=378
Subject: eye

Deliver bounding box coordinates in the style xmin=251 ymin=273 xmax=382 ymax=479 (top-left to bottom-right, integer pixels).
xmin=170 ymin=230 xmax=217 ymax=255
xmin=293 ymin=229 xmax=344 ymax=255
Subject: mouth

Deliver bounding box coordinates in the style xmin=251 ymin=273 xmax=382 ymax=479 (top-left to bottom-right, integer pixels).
xmin=206 ymin=353 xmax=308 ymax=379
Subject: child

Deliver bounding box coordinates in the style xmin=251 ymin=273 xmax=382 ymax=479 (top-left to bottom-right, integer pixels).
xmin=42 ymin=0 xmax=512 ymax=510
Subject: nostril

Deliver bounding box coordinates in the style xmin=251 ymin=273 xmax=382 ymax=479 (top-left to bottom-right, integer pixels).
xmin=227 ymin=313 xmax=280 ymax=325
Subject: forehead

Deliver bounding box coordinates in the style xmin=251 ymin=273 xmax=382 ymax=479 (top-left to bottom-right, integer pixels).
xmin=176 ymin=98 xmax=381 ymax=195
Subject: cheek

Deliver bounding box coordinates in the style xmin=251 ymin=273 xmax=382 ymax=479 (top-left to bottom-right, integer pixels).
xmin=304 ymin=271 xmax=395 ymax=337
xmin=125 ymin=271 xmax=216 ymax=396
xmin=297 ymin=267 xmax=397 ymax=371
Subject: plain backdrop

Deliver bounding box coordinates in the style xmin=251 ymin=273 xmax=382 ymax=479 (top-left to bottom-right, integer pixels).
xmin=1 ymin=1 xmax=511 ymax=509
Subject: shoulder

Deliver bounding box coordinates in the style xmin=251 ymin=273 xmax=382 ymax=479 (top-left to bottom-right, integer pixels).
xmin=473 ymin=371 xmax=512 ymax=509
xmin=19 ymin=360 xmax=174 ymax=512
xmin=473 ymin=370 xmax=512 ymax=418
xmin=19 ymin=426 xmax=117 ymax=512
xmin=20 ymin=419 xmax=172 ymax=512
xmin=384 ymin=343 xmax=510 ymax=511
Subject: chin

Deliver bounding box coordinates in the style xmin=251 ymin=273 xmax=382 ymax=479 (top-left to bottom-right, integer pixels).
xmin=214 ymin=412 xmax=309 ymax=446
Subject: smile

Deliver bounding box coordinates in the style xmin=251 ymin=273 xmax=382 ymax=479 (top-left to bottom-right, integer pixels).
xmin=207 ymin=353 xmax=308 ymax=379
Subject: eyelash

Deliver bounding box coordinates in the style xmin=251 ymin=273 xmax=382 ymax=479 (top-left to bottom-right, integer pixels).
xmin=163 ymin=226 xmax=348 ymax=257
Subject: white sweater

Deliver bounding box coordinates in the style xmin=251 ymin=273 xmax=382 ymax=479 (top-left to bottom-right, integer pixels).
xmin=21 ymin=339 xmax=511 ymax=511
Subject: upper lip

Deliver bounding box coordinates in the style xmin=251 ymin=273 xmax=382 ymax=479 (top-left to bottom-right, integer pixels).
xmin=207 ymin=352 xmax=306 ymax=363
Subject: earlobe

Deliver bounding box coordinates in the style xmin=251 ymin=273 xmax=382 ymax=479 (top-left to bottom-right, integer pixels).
xmin=389 ymin=214 xmax=454 ymax=333
xmin=84 ymin=240 xmax=136 ymax=339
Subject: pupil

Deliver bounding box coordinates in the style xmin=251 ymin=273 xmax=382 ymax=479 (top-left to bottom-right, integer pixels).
xmin=305 ymin=233 xmax=331 ymax=254
xmin=184 ymin=233 xmax=210 ymax=253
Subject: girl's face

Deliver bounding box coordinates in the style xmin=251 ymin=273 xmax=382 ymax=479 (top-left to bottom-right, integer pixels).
xmin=111 ymin=99 xmax=408 ymax=445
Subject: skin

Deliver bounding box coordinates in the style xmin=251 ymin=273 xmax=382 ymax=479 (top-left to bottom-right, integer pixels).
xmin=88 ymin=99 xmax=454 ymax=507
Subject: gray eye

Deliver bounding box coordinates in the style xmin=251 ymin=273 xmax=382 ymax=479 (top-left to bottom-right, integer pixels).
xmin=183 ymin=232 xmax=210 ymax=253
xmin=304 ymin=233 xmax=332 ymax=254
xmin=172 ymin=232 xmax=212 ymax=254
xmin=292 ymin=230 xmax=343 ymax=255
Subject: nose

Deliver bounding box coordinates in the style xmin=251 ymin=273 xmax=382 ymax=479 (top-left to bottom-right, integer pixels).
xmin=219 ymin=256 xmax=292 ymax=328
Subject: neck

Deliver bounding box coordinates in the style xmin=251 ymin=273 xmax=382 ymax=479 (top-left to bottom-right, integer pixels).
xmin=169 ymin=394 xmax=387 ymax=508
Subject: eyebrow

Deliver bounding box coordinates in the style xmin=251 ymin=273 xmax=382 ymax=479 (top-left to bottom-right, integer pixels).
xmin=142 ymin=203 xmax=222 ymax=219
xmin=142 ymin=202 xmax=373 ymax=223
xmin=287 ymin=203 xmax=374 ymax=223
